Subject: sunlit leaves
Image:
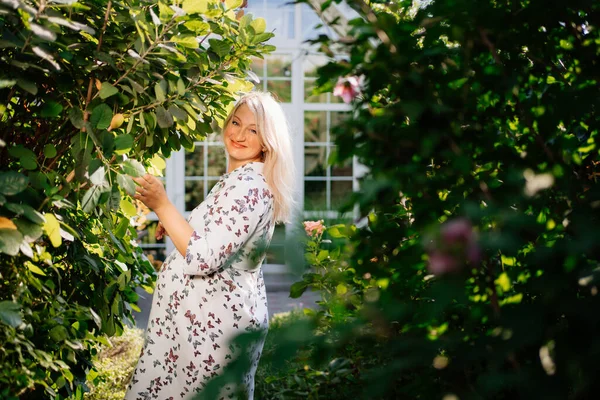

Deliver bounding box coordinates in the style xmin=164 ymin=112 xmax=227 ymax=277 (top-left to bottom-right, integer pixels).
xmin=42 ymin=213 xmax=61 ymax=248
xmin=122 ymin=159 xmax=146 ymax=177
xmin=171 ymin=35 xmax=199 ymax=49
xmin=182 ymin=0 xmax=208 ymax=14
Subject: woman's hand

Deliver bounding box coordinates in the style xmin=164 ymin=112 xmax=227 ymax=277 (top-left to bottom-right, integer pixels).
xmin=133 ymin=174 xmax=170 ymax=213
xmin=155 ymin=222 xmax=168 ymax=240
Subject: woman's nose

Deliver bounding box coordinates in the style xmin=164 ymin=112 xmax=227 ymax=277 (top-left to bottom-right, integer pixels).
xmin=233 ymin=128 xmax=247 ymax=141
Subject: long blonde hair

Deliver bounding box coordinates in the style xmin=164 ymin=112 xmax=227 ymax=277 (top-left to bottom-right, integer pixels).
xmin=223 ymin=92 xmax=296 ymax=224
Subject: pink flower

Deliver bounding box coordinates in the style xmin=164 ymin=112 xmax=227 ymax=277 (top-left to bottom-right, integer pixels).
xmin=333 ymin=76 xmax=362 ymax=104
xmin=303 ymin=220 xmax=325 ymax=238
xmin=427 ymin=252 xmax=460 ymax=275
xmin=441 ymin=218 xmax=473 ymax=245
xmin=426 ymin=217 xmax=482 ymax=276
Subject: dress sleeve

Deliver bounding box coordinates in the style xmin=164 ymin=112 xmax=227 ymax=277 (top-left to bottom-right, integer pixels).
xmin=182 ymin=178 xmax=272 ymax=276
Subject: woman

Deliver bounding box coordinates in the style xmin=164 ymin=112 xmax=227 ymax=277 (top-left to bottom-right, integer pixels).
xmin=125 ymin=92 xmax=295 ymax=400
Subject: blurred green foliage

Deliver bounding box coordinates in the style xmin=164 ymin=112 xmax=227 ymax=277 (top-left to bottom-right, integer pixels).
xmin=252 ymin=0 xmax=600 ymax=399
xmin=0 ymin=0 xmax=272 ymax=397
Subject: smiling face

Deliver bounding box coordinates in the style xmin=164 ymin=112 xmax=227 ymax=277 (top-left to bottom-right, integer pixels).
xmin=223 ymin=103 xmax=264 ymax=172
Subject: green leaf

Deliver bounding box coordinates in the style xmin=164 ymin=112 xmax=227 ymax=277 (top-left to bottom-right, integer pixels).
xmin=208 ymin=38 xmax=231 ymax=58
xmin=250 ymin=18 xmax=267 ymax=34
xmin=156 ymin=106 xmax=174 ymax=128
xmin=43 ymin=144 xmax=57 ymax=158
xmin=43 ymin=213 xmax=62 ymax=248
xmin=0 ymin=171 xmax=29 ymax=196
xmin=68 ymin=108 xmax=85 ymax=129
xmin=99 ymin=82 xmax=119 ymax=99
xmin=122 ymin=159 xmax=146 ymax=177
xmin=0 ymin=79 xmax=16 ymax=88
xmin=117 ymin=174 xmax=137 ymax=196
xmin=40 ymin=101 xmax=63 ymax=117
xmin=49 ymin=325 xmax=68 ymax=342
xmin=328 ymin=224 xmax=347 ymax=238
xmin=225 ymin=0 xmax=243 ymax=9
xmin=177 ymin=78 xmax=186 ymax=95
xmin=120 ymin=199 xmax=137 ymax=218
xmin=290 ymin=281 xmax=309 ymax=298
xmin=8 ymin=144 xmax=35 ymax=159
xmin=114 ymin=134 xmax=134 ymax=154
xmin=26 ymin=262 xmax=46 ymax=276
xmin=169 ymin=105 xmax=187 ymax=121
xmin=90 ymin=104 xmax=113 ymax=130
xmin=336 ymin=283 xmax=348 ymax=295
xmin=81 ymin=186 xmax=101 ymax=213
xmin=0 ymin=228 xmax=23 ymax=256
xmin=89 ymin=166 xmax=107 ymax=187
xmin=14 ymin=218 xmax=43 ymax=240
xmin=0 ymin=301 xmax=22 ymax=327
xmin=154 ymin=82 xmax=166 ymax=102
xmin=184 ymin=21 xmax=210 ymax=34
xmin=16 ymin=79 xmax=37 ymax=95
xmin=20 ymin=155 xmax=37 ymax=170
xmin=182 ymin=0 xmax=208 ymax=14
xmin=317 ymin=249 xmax=329 ymax=262
xmin=5 ymin=203 xmax=45 ymax=224
xmin=172 ymin=35 xmax=199 ymax=49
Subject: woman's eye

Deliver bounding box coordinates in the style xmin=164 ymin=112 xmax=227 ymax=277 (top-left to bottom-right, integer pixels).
xmin=251 ymin=130 xmax=257 ymax=134
xmin=232 ymin=121 xmax=239 ymax=126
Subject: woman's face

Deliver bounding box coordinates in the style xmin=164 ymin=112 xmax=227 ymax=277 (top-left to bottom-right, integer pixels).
xmin=223 ymin=104 xmax=263 ymax=167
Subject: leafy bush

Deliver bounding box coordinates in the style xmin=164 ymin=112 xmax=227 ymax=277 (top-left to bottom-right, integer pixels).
xmin=269 ymin=0 xmax=600 ymax=399
xmin=0 ymin=0 xmax=272 ymax=397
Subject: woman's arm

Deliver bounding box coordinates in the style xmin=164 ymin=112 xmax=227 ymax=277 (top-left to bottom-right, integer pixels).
xmin=133 ymin=174 xmax=192 ymax=258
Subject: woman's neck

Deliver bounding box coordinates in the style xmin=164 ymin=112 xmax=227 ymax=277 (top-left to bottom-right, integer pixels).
xmin=227 ymin=158 xmax=262 ymax=173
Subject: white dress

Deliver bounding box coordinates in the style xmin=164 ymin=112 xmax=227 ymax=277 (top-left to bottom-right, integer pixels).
xmin=126 ymin=162 xmax=273 ymax=400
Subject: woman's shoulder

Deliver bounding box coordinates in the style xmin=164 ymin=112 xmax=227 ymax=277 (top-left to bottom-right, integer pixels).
xmin=228 ymin=162 xmax=269 ymax=190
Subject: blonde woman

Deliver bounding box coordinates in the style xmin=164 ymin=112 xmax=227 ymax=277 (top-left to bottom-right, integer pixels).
xmin=126 ymin=92 xmax=295 ymax=399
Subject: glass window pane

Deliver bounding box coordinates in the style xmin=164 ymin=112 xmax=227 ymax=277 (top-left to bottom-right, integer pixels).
xmin=207 ymin=132 xmax=222 ymax=142
xmin=305 ymin=146 xmax=327 ymax=177
xmin=185 ymin=146 xmax=204 ymax=176
xmin=330 ymin=91 xmax=343 ymax=103
xmin=303 ymin=54 xmax=328 ymax=78
xmin=207 ymin=145 xmax=227 ymax=177
xmin=185 ymin=180 xmax=205 ymax=211
xmin=304 ymin=80 xmax=328 ymax=103
xmin=266 ymin=55 xmax=292 ymax=78
xmin=267 ymin=80 xmax=291 ymax=103
xmin=265 ymin=224 xmax=286 ymax=264
xmin=331 ymin=180 xmax=353 ymax=210
xmin=330 ymin=111 xmax=351 ymax=128
xmin=287 ymin=10 xmax=295 ymax=39
xmin=330 ymin=147 xmax=353 ymax=176
xmin=301 ymin=4 xmax=328 ymax=41
xmin=304 ymin=111 xmax=327 ymax=143
xmin=305 ymin=180 xmax=327 ymax=211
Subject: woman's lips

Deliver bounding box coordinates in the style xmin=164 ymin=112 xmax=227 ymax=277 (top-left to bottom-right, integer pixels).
xmin=230 ymin=140 xmax=246 ymax=149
